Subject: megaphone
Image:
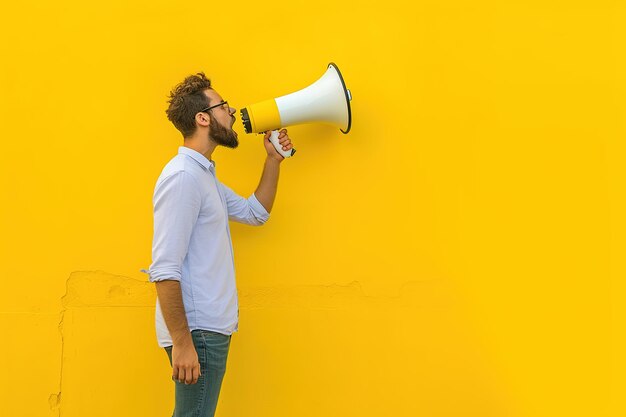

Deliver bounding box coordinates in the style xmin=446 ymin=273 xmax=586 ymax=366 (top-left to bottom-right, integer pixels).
xmin=240 ymin=62 xmax=352 ymax=158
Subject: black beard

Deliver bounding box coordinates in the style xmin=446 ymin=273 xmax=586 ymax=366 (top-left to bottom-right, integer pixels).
xmin=208 ymin=113 xmax=239 ymax=149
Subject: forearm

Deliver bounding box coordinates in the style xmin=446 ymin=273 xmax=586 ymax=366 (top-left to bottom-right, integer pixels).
xmin=254 ymin=157 xmax=281 ymax=213
xmin=155 ymin=280 xmax=192 ymax=347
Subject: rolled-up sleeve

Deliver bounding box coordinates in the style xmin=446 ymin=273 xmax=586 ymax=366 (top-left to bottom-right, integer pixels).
xmin=148 ymin=170 xmax=202 ymax=282
xmin=219 ymin=183 xmax=270 ymax=226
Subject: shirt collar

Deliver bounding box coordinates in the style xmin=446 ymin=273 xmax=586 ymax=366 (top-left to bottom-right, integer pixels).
xmin=178 ymin=146 xmax=215 ymax=171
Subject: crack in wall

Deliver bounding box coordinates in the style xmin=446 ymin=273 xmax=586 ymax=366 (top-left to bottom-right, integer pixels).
xmin=238 ymin=278 xmax=454 ymax=310
xmin=49 ymin=270 xmax=156 ymax=415
xmin=48 ymin=306 xmax=64 ymax=415
xmin=49 ymin=270 xmax=450 ymax=414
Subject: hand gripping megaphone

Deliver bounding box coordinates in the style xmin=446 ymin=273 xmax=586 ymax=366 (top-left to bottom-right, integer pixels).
xmin=240 ymin=62 xmax=352 ymax=158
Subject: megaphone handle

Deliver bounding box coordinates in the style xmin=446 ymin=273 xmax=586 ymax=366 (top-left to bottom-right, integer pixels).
xmin=268 ymin=130 xmax=296 ymax=159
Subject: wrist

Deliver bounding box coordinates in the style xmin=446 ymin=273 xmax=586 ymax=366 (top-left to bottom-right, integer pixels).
xmin=266 ymin=155 xmax=283 ymax=165
xmin=172 ymin=331 xmax=193 ymax=347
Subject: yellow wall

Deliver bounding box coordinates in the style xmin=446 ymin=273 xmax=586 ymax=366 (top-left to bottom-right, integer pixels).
xmin=0 ymin=0 xmax=623 ymax=416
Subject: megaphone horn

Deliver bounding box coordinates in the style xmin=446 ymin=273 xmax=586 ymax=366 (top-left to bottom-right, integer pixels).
xmin=240 ymin=62 xmax=352 ymax=158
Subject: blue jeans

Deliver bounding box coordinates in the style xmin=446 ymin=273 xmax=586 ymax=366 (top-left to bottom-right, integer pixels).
xmin=164 ymin=330 xmax=231 ymax=417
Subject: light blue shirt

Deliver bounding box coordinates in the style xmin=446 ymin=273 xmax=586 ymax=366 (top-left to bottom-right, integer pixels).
xmin=143 ymin=146 xmax=269 ymax=347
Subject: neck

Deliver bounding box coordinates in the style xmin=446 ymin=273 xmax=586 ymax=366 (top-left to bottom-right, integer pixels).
xmin=183 ymin=134 xmax=218 ymax=161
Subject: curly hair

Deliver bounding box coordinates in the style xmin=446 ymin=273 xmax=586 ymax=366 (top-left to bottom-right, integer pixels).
xmin=165 ymin=72 xmax=212 ymax=138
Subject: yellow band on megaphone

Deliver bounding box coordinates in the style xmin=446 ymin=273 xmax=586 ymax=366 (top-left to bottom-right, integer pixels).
xmin=247 ymin=98 xmax=282 ymax=133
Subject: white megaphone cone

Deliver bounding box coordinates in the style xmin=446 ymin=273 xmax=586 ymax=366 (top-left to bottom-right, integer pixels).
xmin=240 ymin=62 xmax=352 ymax=158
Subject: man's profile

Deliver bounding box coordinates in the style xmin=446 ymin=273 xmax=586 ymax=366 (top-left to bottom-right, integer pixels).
xmin=144 ymin=72 xmax=293 ymax=417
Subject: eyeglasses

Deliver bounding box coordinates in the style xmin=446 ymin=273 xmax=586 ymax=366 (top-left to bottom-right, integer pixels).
xmin=200 ymin=100 xmax=230 ymax=114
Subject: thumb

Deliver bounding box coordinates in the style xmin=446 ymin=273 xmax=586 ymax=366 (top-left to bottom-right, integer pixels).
xmin=263 ymin=131 xmax=271 ymax=140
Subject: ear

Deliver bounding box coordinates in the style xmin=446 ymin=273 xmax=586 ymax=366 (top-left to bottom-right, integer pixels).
xmin=195 ymin=112 xmax=210 ymax=127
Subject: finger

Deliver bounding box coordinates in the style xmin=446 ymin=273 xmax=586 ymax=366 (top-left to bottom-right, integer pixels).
xmin=280 ymin=128 xmax=287 ymax=134
xmin=264 ymin=131 xmax=271 ymax=139
xmin=177 ymin=367 xmax=185 ymax=383
xmin=172 ymin=366 xmax=180 ymax=382
xmin=185 ymin=366 xmax=194 ymax=385
xmin=280 ymin=139 xmax=291 ymax=146
xmin=192 ymin=365 xmax=200 ymax=385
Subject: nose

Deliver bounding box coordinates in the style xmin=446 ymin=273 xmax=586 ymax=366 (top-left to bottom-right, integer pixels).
xmin=228 ymin=106 xmax=236 ymax=115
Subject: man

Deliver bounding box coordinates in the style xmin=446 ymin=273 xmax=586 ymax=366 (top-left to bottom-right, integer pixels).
xmin=145 ymin=72 xmax=293 ymax=417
